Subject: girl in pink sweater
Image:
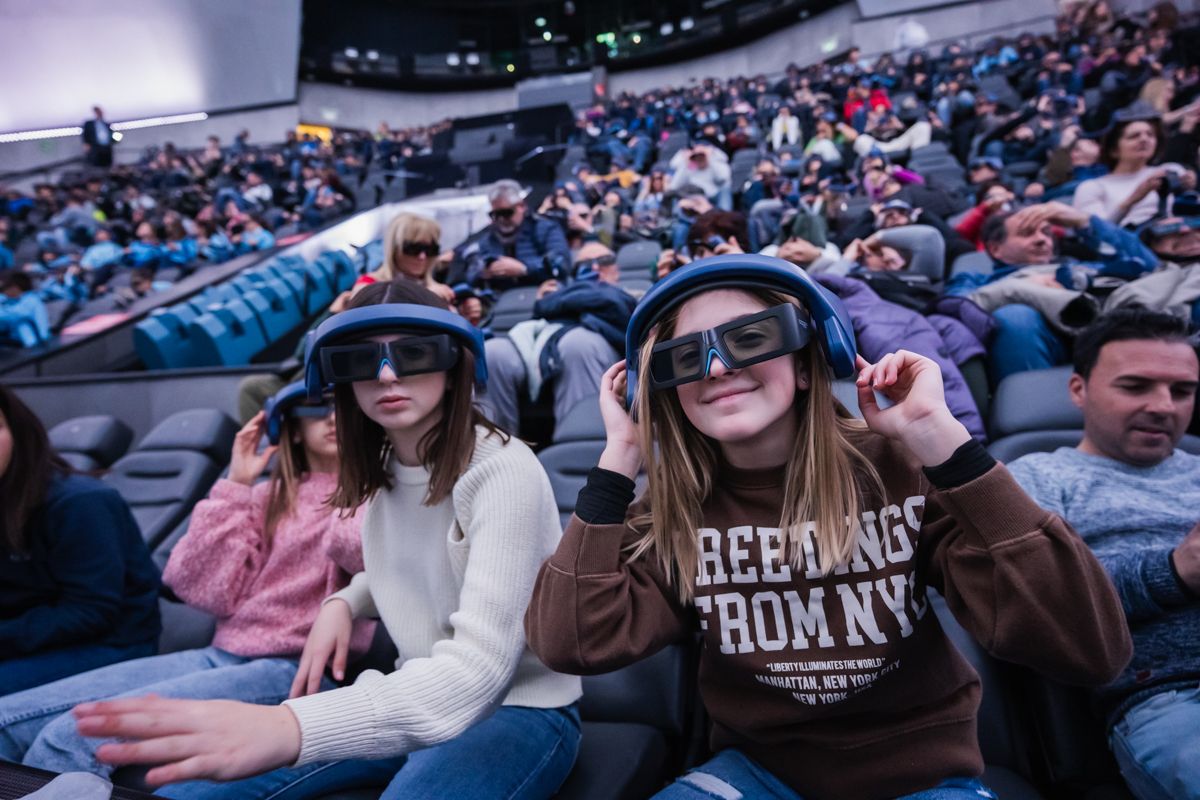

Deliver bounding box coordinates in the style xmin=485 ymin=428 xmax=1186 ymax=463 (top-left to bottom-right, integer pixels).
xmin=0 ymin=383 xmax=372 ymax=782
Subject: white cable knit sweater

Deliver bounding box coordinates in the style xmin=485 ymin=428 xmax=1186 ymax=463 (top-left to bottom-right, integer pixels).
xmin=284 ymin=427 xmax=581 ymax=764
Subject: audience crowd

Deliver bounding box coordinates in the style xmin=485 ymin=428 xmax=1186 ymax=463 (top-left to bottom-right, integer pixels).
xmin=2 ymin=1 xmax=1200 ymax=799
xmin=0 ymin=123 xmax=454 ymax=344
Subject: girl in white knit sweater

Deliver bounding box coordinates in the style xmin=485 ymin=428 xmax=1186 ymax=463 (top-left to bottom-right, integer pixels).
xmin=72 ymin=280 xmax=582 ymax=800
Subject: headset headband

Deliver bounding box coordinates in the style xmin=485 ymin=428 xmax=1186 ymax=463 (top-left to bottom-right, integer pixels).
xmin=263 ymin=381 xmax=324 ymax=445
xmin=625 ymin=254 xmax=857 ymax=409
xmin=304 ymin=304 xmax=488 ymax=400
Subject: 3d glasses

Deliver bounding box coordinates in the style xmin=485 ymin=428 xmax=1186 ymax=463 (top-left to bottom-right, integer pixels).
xmin=648 ymin=303 xmax=812 ymax=390
xmin=304 ymin=304 xmax=487 ymax=400
xmin=625 ymin=254 xmax=857 ymax=410
xmin=319 ymin=334 xmax=461 ymax=384
xmin=264 ymin=381 xmax=333 ymax=445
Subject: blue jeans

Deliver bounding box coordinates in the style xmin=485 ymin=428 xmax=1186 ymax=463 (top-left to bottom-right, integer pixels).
xmin=1110 ymin=685 xmax=1200 ymax=800
xmin=0 ymin=646 xmax=308 ymax=776
xmin=986 ymin=303 xmax=1069 ymax=387
xmin=159 ymin=704 xmax=582 ymax=800
xmin=0 ymin=640 xmax=156 ymax=699
xmin=651 ymin=750 xmax=996 ymax=799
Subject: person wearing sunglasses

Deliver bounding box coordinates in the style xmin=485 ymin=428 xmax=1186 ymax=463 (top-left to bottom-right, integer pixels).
xmin=478 ymin=242 xmax=637 ymax=437
xmin=377 ymin=212 xmax=455 ymax=304
xmin=526 ymin=254 xmax=1131 ymax=800
xmin=465 ymin=180 xmax=572 ymax=292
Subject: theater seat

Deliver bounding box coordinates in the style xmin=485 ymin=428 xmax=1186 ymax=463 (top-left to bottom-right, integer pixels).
xmin=134 ymin=305 xmax=204 ymax=369
xmin=537 ymin=439 xmax=614 ymax=527
xmin=950 ymin=250 xmax=995 ymax=278
xmin=320 ymin=250 xmax=359 ymax=293
xmin=930 ymin=593 xmax=1046 ymax=799
xmin=489 ymin=287 xmax=540 ymax=334
xmin=104 ymin=451 xmax=223 ymax=548
xmin=555 ymin=642 xmax=700 ymax=799
xmin=103 ymin=410 xmax=236 ymax=547
xmin=876 ymin=224 xmax=945 ymax=283
xmin=48 ymin=414 xmax=133 ymax=472
xmin=242 ymin=287 xmax=300 ymax=343
xmin=553 ymin=395 xmax=603 ymax=443
xmin=300 ymin=260 xmax=337 ymax=315
xmin=616 ymin=240 xmax=662 ymax=279
xmin=189 ymin=299 xmax=270 ymax=366
xmin=136 ymin=408 xmax=238 ymax=464
xmin=157 ymin=598 xmax=216 ymax=655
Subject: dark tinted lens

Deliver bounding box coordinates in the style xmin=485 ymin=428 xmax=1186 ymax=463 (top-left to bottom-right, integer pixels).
xmin=402 ymin=241 xmax=439 ymax=257
xmin=722 ymin=316 xmax=785 ymax=362
xmin=387 ymin=339 xmax=440 ymax=372
xmin=291 ymin=404 xmax=333 ymax=418
xmin=490 ymin=208 xmax=515 ymax=220
xmin=326 ymin=344 xmax=382 ymax=381
xmin=650 ymin=340 xmax=703 ymax=385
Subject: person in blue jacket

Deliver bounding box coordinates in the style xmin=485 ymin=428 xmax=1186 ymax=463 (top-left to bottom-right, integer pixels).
xmin=0 ymin=385 xmax=160 ymax=696
xmin=463 ymin=180 xmax=571 ymax=291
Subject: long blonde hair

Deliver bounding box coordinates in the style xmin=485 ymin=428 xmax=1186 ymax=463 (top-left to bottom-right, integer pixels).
xmin=380 ymin=212 xmax=442 ymax=288
xmin=627 ymin=289 xmax=883 ymax=603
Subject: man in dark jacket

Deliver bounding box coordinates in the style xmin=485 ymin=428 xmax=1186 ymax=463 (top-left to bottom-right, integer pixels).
xmin=81 ymin=106 xmax=115 ymax=168
xmin=464 ymin=180 xmax=572 ymax=291
xmin=478 ymin=242 xmax=636 ymax=435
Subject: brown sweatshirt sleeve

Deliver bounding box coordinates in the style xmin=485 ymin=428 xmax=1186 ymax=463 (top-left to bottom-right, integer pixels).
xmin=918 ymin=461 xmax=1133 ymax=687
xmin=525 ymin=496 xmax=693 ymax=676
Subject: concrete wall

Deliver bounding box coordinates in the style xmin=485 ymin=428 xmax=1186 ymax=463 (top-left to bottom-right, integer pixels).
xmin=297 ymin=82 xmax=517 ymax=131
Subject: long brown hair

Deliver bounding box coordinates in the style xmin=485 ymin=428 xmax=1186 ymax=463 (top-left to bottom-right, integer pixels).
xmin=262 ymin=414 xmax=315 ymax=541
xmin=328 ymin=280 xmax=506 ymax=510
xmin=0 ymin=385 xmax=72 ymax=553
xmin=627 ymin=289 xmax=883 ymax=603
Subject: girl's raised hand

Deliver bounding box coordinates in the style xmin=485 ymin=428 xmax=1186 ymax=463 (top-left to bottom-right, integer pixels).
xmin=228 ymin=411 xmax=278 ymax=487
xmin=855 ymin=352 xmax=972 ymax=467
xmin=289 ymin=598 xmax=353 ymax=699
xmin=73 ymin=695 xmax=301 ymax=787
xmin=596 ymin=362 xmax=643 ymax=480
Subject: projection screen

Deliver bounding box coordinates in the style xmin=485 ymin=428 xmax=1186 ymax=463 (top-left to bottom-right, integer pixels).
xmin=0 ymin=0 xmax=301 ymax=133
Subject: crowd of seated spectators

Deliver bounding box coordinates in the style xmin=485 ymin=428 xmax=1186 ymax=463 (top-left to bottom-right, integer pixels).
xmin=413 ymin=0 xmax=1200 ymax=449
xmin=4 ymin=3 xmax=1200 ymax=799
xmin=0 ymin=128 xmax=384 ymax=344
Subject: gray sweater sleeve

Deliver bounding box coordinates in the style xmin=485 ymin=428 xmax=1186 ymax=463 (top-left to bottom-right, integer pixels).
xmin=1008 ymin=456 xmax=1193 ymax=624
xmin=1099 ymin=547 xmax=1194 ymax=624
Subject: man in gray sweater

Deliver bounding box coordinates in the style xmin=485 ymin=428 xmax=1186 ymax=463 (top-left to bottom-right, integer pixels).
xmin=1008 ymin=307 xmax=1200 ymax=800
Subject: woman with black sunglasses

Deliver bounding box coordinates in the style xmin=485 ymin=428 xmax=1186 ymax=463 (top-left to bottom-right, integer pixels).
xmin=380 ymin=212 xmax=456 ymax=304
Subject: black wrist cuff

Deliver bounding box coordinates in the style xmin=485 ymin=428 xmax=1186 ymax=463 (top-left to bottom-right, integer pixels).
xmin=923 ymin=439 xmax=996 ymax=490
xmin=575 ymin=467 xmax=636 ymax=525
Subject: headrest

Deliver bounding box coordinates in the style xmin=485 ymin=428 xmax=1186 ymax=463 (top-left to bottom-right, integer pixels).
xmin=625 ymin=254 xmax=857 ymax=409
xmin=303 ymin=304 xmax=487 ymax=400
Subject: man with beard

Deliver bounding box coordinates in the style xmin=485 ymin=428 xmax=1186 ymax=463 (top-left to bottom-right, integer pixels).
xmin=1008 ymin=308 xmax=1200 ymax=800
xmin=465 ymin=180 xmax=571 ymax=291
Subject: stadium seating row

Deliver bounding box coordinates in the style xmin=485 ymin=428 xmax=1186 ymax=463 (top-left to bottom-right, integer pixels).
xmin=133 ymin=251 xmax=359 ymax=370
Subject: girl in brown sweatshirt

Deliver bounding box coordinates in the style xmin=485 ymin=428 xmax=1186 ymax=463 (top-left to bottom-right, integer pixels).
xmin=525 ymin=255 xmax=1132 ymax=800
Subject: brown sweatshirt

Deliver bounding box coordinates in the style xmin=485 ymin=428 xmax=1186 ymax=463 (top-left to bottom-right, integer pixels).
xmin=525 ymin=433 xmax=1132 ymax=800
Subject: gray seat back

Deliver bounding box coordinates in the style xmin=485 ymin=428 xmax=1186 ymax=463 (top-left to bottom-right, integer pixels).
xmin=48 ymin=415 xmax=134 ymax=471
xmin=136 ymin=409 xmax=238 ymax=465
xmin=103 ymin=450 xmax=224 ymax=548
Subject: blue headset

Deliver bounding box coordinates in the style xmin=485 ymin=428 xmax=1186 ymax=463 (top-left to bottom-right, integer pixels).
xmin=303 ymin=304 xmax=488 ymax=401
xmin=263 ymin=381 xmax=320 ymax=445
xmin=625 ymin=254 xmax=857 ymax=409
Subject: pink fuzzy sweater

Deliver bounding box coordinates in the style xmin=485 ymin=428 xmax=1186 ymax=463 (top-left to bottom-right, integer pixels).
xmin=163 ymin=473 xmax=374 ymax=658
